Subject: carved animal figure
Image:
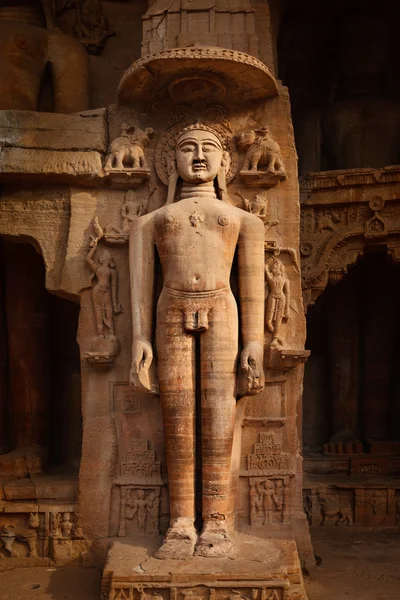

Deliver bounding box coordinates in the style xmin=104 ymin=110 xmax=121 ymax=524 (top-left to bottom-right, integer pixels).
xmin=105 ymin=125 xmax=154 ymax=171
xmin=237 ymin=126 xmax=285 ymax=174
xmin=0 ymin=513 xmax=40 ymax=557
xmin=317 ymin=491 xmax=353 ymax=526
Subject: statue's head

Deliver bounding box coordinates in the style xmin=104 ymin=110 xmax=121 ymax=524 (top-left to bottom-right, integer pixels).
xmin=99 ymin=249 xmax=114 ymax=268
xmin=175 ymin=126 xmax=225 ymax=185
xmin=271 ymin=259 xmax=283 ymax=276
xmin=137 ymin=490 xmax=145 ymax=499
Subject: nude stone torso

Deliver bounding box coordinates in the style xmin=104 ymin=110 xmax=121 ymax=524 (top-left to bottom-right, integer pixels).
xmin=153 ymin=196 xmax=243 ymax=292
xmin=267 ymin=275 xmax=288 ymax=298
xmin=95 ymin=264 xmax=112 ymax=291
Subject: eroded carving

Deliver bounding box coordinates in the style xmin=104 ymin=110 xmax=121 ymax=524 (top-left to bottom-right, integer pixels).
xmin=249 ymin=478 xmax=289 ymax=526
xmin=0 ymin=513 xmax=40 ymax=557
xmin=85 ymin=237 xmax=122 ymax=369
xmin=105 ymin=124 xmax=154 ymax=184
xmin=247 ymin=432 xmax=290 ymax=474
xmin=129 ymin=121 xmax=265 ymax=559
xmin=237 ymin=127 xmax=286 ymax=187
xmin=73 ymin=0 xmax=114 ymax=54
xmin=317 ymin=490 xmax=353 ymax=526
xmin=104 ymin=190 xmax=150 ymax=244
xmin=265 ymin=258 xmax=290 ymax=348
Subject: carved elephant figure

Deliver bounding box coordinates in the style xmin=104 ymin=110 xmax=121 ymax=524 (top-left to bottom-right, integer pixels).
xmin=317 ymin=491 xmax=353 ymax=526
xmin=0 ymin=513 xmax=40 ymax=557
xmin=237 ymin=127 xmax=285 ymax=174
xmin=105 ymin=125 xmax=155 ymax=171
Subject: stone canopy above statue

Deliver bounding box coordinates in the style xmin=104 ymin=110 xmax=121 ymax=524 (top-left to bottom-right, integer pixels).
xmin=117 ymin=46 xmax=278 ymax=105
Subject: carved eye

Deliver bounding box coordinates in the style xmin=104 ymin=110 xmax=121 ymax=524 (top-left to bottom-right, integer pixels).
xmin=202 ymin=143 xmax=219 ymax=153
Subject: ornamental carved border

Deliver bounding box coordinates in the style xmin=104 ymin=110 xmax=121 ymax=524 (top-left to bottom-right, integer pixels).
xmin=300 ymin=167 xmax=400 ymax=309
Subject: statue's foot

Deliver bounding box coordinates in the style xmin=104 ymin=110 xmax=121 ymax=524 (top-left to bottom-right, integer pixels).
xmin=154 ymin=518 xmax=197 ymax=560
xmin=194 ymin=518 xmax=234 ymax=558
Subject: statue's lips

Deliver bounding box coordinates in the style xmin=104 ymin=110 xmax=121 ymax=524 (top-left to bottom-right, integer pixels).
xmin=192 ymin=165 xmax=207 ymax=171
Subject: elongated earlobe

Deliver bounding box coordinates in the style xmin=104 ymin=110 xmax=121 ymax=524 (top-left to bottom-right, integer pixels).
xmin=166 ymin=151 xmax=179 ymax=205
xmin=217 ymin=150 xmax=231 ymax=203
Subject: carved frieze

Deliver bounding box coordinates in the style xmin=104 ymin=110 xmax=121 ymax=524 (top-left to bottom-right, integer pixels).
xmin=301 ymin=171 xmax=400 ymax=308
xmin=244 ymin=432 xmax=292 ymax=476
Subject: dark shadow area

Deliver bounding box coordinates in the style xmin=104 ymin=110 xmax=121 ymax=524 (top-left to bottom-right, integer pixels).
xmin=303 ymin=250 xmax=400 ymax=453
xmin=0 ymin=237 xmax=82 ymax=475
xmin=278 ymin=0 xmax=400 ymax=174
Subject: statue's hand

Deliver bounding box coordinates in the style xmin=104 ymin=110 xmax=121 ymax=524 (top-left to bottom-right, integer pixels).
xmin=130 ymin=339 xmax=154 ymax=392
xmin=240 ymin=342 xmax=264 ymax=395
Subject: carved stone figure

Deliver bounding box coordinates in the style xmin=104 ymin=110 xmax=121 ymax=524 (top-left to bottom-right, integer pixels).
xmin=105 ymin=190 xmax=147 ymax=238
xmin=129 ymin=123 xmax=265 ymax=559
xmin=317 ymin=491 xmax=353 ymax=526
xmin=73 ymin=0 xmax=113 ymax=54
xmin=0 ymin=513 xmax=40 ymax=557
xmin=126 ymin=490 xmax=155 ymax=534
xmin=86 ymin=240 xmax=122 ymax=338
xmin=61 ymin=512 xmax=73 ymax=538
xmin=265 ymin=258 xmax=290 ymax=348
xmin=0 ymin=1 xmax=89 ymax=112
xmin=237 ymin=190 xmax=279 ymax=235
xmin=105 ymin=125 xmax=155 ymax=173
xmin=237 ymin=126 xmax=286 ymax=186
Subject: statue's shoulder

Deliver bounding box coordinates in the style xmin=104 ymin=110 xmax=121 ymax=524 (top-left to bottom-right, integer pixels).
xmin=237 ymin=205 xmax=265 ymax=230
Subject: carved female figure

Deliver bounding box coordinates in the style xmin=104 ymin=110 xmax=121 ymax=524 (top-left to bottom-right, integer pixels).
xmin=86 ymin=241 xmax=122 ymax=338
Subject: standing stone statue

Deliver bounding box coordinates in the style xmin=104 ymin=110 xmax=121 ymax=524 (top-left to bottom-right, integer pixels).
xmin=129 ymin=122 xmax=266 ymax=559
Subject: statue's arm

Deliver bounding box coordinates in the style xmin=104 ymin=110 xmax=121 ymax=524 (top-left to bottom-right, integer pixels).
xmin=86 ymin=244 xmax=97 ymax=273
xmin=129 ymin=214 xmax=156 ymax=391
xmin=237 ymin=214 xmax=265 ymax=393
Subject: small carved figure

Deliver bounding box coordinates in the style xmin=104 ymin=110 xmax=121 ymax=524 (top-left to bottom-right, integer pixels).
xmin=126 ymin=490 xmax=155 ymax=534
xmin=257 ymin=480 xmax=282 ymax=525
xmin=316 ymin=210 xmax=341 ymax=233
xmin=237 ymin=126 xmax=285 ymax=175
xmin=317 ymin=491 xmax=353 ymax=526
xmin=0 ymin=513 xmax=40 ymax=557
xmin=265 ymin=258 xmax=290 ymax=348
xmin=105 ymin=190 xmax=147 ymax=237
xmin=105 ymin=124 xmax=154 ymax=172
xmin=61 ymin=512 xmax=73 ymax=538
xmin=73 ymin=0 xmax=114 ymax=54
xmin=51 ymin=513 xmax=62 ymax=538
xmin=86 ymin=239 xmax=122 ymax=338
xmin=236 ymin=190 xmax=279 ymax=234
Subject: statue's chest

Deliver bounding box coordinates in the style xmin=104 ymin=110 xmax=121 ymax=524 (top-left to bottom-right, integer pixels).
xmin=155 ymin=203 xmax=239 ymax=242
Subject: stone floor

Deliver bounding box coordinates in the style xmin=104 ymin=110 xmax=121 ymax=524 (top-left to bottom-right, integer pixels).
xmin=0 ymin=530 xmax=399 ymax=600
xmin=306 ymin=528 xmax=400 ymax=600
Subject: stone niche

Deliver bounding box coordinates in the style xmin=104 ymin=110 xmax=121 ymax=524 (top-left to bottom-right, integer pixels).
xmin=0 ymin=5 xmax=311 ymax=599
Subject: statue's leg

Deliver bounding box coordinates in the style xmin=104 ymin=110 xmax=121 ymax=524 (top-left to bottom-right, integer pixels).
xmin=154 ymin=295 xmax=197 ymax=559
xmin=195 ymin=292 xmax=238 ymax=557
xmin=92 ymin=288 xmax=104 ymax=336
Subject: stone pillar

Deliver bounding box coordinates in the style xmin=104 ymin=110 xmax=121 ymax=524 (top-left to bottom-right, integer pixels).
xmin=5 ymin=242 xmax=50 ymax=451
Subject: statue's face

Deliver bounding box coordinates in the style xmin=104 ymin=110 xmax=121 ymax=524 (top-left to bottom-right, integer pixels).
xmin=176 ymin=129 xmax=223 ymax=184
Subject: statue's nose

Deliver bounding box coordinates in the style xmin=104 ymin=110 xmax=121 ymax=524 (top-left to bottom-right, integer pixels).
xmin=194 ymin=144 xmax=205 ymax=161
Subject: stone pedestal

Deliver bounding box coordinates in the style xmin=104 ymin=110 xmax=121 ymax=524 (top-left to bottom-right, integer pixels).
xmin=102 ymin=535 xmax=307 ymax=600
